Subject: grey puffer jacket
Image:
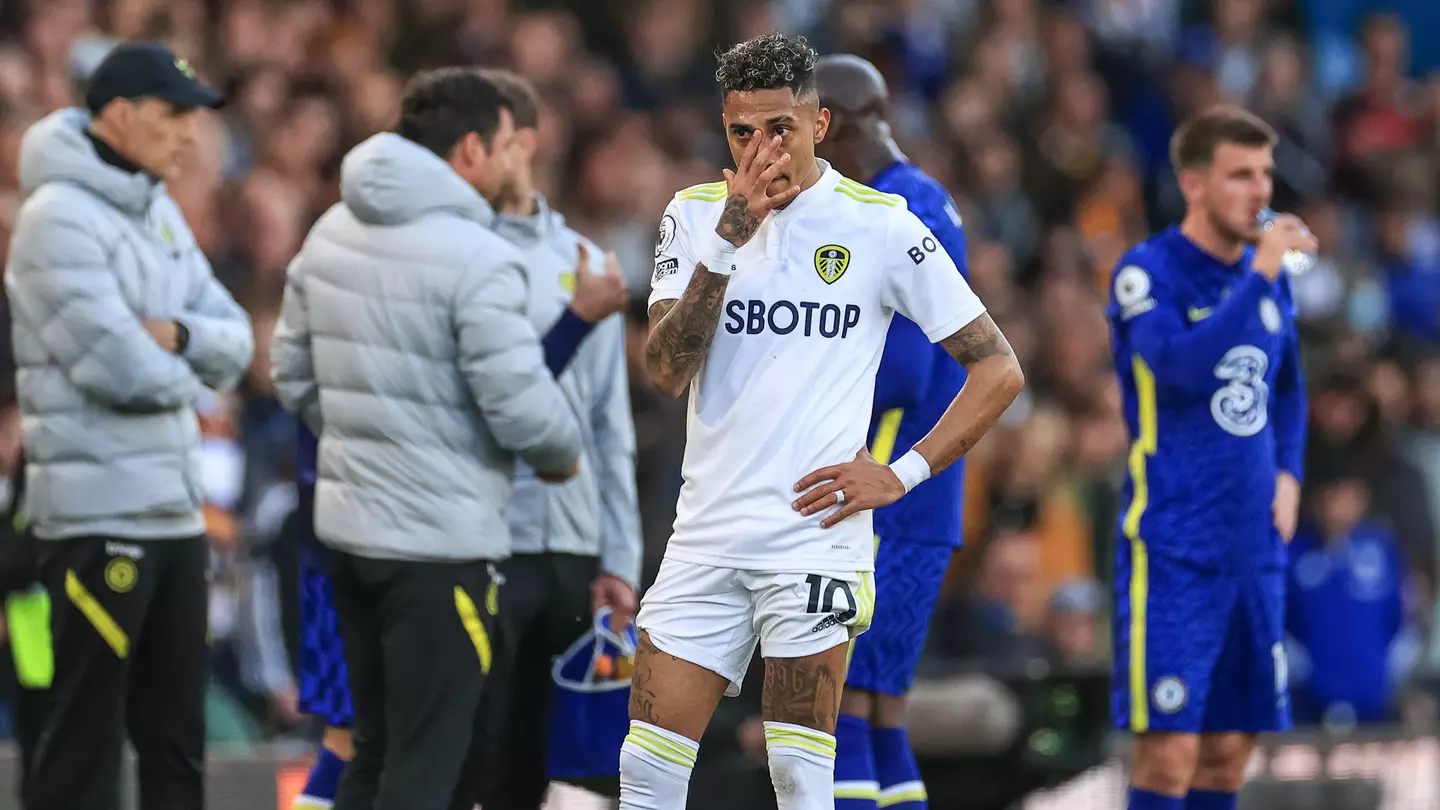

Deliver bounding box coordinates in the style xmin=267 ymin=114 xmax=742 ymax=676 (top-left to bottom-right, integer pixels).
xmin=271 ymin=133 xmax=582 ymax=563
xmin=5 ymin=108 xmax=254 ymax=541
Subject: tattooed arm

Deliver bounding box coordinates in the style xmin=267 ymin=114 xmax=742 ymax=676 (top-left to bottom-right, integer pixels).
xmin=912 ymin=313 xmax=1025 ymax=472
xmin=791 ymin=312 xmax=1022 ymax=526
xmin=644 ymin=267 xmax=732 ymax=397
xmin=644 ymin=134 xmax=798 ymax=397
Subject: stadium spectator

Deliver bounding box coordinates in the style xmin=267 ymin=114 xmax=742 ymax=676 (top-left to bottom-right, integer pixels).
xmin=1286 ymin=472 xmax=1418 ymax=726
xmin=1044 ymin=578 xmax=1107 ymax=670
xmin=4 ymin=41 xmax=252 ymax=810
xmin=270 ymin=67 xmax=583 ymax=810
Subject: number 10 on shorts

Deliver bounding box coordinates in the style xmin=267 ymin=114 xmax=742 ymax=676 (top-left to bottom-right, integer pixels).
xmin=805 ymin=574 xmax=858 ymax=622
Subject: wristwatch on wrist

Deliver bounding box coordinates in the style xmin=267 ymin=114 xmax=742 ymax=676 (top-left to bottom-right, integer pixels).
xmin=173 ymin=321 xmax=190 ymax=355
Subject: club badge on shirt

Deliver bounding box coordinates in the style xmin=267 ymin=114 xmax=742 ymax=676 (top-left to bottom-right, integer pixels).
xmin=814 ymin=244 xmax=850 ymax=284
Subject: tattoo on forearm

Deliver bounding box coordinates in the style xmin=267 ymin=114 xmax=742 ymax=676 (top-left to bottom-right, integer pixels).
xmin=644 ymin=266 xmax=730 ymax=388
xmin=716 ymin=195 xmax=761 ymax=246
xmin=761 ymin=656 xmax=841 ymax=730
xmin=920 ymin=312 xmax=1023 ymax=469
xmin=941 ymin=313 xmax=1014 ymax=367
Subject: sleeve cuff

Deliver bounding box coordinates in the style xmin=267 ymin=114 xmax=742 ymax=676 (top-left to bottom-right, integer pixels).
xmin=600 ymin=547 xmax=641 ymax=590
xmin=923 ymin=306 xmax=986 ymax=344
xmin=647 ymin=289 xmax=681 ymax=310
xmin=542 ymin=308 xmax=597 ymax=377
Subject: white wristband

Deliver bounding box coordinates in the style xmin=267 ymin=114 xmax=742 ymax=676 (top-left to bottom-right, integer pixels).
xmin=704 ymin=235 xmax=739 ymax=276
xmin=889 ymin=449 xmax=932 ymax=494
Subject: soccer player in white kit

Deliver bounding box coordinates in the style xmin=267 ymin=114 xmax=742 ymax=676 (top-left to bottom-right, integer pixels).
xmin=622 ymin=33 xmax=1026 ymax=810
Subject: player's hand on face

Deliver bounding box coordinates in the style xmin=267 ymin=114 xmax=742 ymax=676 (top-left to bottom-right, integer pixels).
xmin=1253 ymin=213 xmax=1318 ymax=282
xmin=591 ymin=573 xmax=637 ymax=630
xmin=1273 ymin=470 xmax=1301 ymax=543
xmin=716 ymin=134 xmax=798 ymax=248
xmin=571 ymin=244 xmax=630 ymax=323
xmin=792 ymin=448 xmax=906 ymax=529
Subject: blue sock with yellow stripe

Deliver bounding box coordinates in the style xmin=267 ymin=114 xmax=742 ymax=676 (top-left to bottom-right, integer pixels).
xmin=834 ymin=714 xmax=878 ymax=809
xmin=1129 ymin=787 xmax=1184 ymax=810
xmin=294 ymin=745 xmax=345 ymax=808
xmin=871 ymin=726 xmax=925 ymax=808
xmin=1183 ymin=789 xmax=1237 ymax=810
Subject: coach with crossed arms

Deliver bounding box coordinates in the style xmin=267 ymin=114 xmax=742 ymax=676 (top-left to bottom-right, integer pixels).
xmin=5 ymin=42 xmax=254 ymax=810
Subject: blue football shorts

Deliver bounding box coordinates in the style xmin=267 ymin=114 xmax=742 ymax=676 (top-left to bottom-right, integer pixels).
xmin=1113 ymin=539 xmax=1290 ymax=734
xmin=845 ymin=539 xmax=953 ymax=696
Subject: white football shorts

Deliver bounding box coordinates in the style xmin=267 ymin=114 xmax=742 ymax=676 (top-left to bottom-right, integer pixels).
xmin=636 ymin=557 xmax=876 ymax=697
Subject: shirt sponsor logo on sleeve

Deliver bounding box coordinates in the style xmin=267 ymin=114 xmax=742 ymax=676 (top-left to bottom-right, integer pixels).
xmin=653 ymin=257 xmax=679 ymax=282
xmin=906 ymin=236 xmax=939 ymax=265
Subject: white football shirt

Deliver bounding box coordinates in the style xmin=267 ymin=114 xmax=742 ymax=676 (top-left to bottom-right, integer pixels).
xmin=649 ymin=161 xmax=985 ymax=573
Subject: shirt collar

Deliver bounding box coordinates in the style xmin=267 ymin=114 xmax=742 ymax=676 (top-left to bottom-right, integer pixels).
xmin=85 ymin=129 xmax=146 ymax=177
xmin=771 ymin=158 xmax=837 ymax=220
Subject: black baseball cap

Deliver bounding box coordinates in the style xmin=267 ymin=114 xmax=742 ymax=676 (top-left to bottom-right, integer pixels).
xmin=84 ymin=42 xmax=225 ymax=113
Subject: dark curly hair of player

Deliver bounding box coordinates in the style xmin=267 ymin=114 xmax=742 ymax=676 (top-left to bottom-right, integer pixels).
xmin=715 ymin=32 xmax=820 ymax=99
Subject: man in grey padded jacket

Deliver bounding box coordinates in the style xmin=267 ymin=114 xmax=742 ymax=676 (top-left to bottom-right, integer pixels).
xmin=269 ymin=67 xmax=583 ymax=810
xmin=3 ymin=43 xmax=253 ymax=810
xmin=462 ymin=69 xmax=644 ymax=810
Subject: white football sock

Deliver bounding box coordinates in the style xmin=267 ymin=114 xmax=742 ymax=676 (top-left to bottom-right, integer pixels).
xmin=764 ymin=721 xmax=837 ymax=810
xmin=618 ymin=720 xmax=698 ymax=810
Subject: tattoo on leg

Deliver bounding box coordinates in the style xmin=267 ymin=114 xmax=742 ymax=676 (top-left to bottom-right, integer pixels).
xmin=761 ymin=656 xmax=842 ymax=731
xmin=628 ymin=632 xmax=680 ymax=725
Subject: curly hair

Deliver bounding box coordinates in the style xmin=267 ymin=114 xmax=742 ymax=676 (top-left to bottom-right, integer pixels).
xmin=715 ymin=32 xmax=819 ymax=99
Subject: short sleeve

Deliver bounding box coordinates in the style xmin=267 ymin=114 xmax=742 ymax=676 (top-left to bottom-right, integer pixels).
xmin=648 ymin=200 xmax=698 ymax=309
xmin=880 ymin=207 xmax=986 ymax=342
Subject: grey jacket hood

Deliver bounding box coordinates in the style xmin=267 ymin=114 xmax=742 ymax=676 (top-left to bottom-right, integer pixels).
xmin=493 ymin=193 xmax=565 ymax=247
xmin=340 ymin=133 xmax=495 ymax=227
xmin=18 ymin=108 xmax=161 ymax=215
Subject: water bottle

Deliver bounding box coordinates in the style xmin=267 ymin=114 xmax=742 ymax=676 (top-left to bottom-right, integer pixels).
xmin=1257 ymin=208 xmax=1316 ymax=275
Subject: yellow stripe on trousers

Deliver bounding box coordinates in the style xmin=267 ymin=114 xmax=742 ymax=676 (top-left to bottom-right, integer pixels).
xmin=453 ymin=586 xmax=493 ymax=674
xmin=1123 ymin=355 xmax=1158 ymax=732
xmin=65 ymin=570 xmax=129 ymax=659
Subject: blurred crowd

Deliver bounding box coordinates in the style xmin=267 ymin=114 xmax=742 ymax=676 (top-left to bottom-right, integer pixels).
xmin=0 ymin=0 xmax=1437 ymax=749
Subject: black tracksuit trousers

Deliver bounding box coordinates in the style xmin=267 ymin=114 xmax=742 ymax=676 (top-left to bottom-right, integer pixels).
xmin=26 ymin=534 xmax=209 ymax=810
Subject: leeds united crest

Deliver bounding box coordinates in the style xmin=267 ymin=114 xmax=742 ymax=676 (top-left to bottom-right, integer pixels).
xmin=814 ymin=244 xmax=850 ymax=284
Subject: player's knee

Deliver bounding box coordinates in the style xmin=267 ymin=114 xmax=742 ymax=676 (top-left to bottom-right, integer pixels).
xmin=873 ymin=693 xmax=907 ymax=728
xmin=1192 ymin=733 xmax=1254 ymax=792
xmin=1131 ymin=733 xmax=1199 ymax=794
xmin=839 ymin=687 xmax=874 ymax=719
